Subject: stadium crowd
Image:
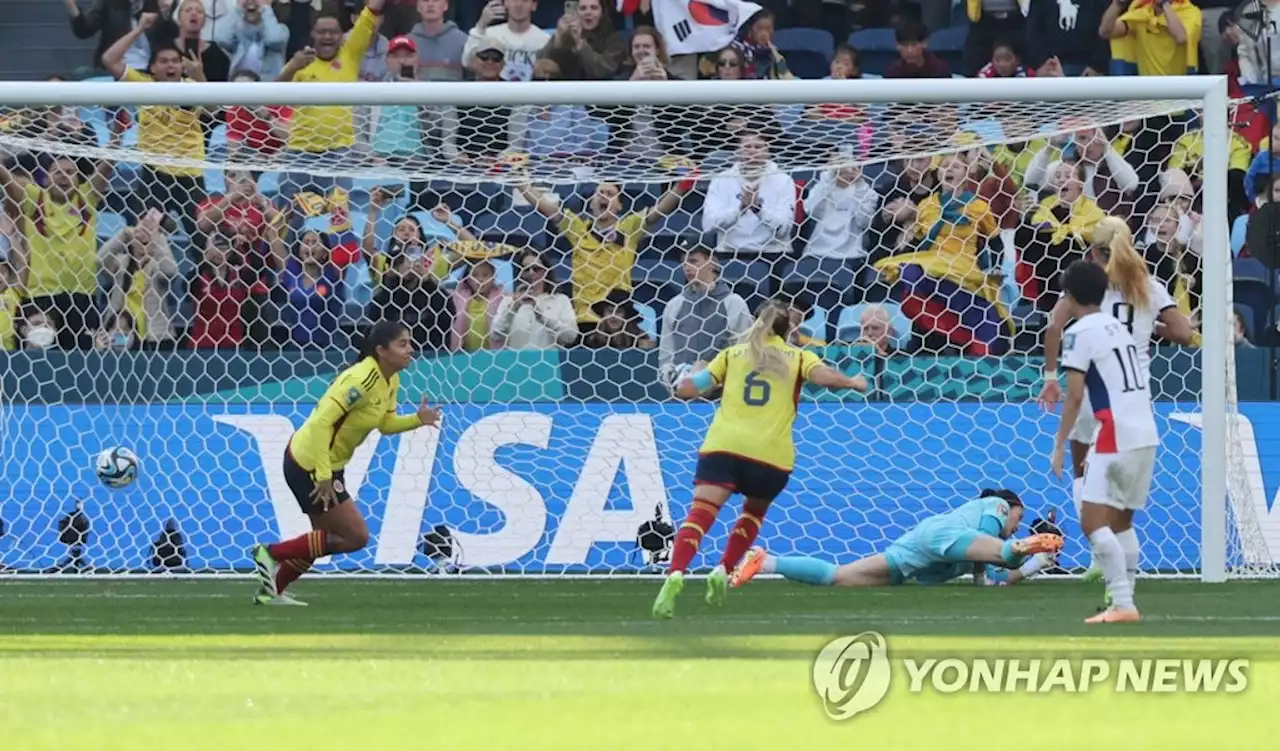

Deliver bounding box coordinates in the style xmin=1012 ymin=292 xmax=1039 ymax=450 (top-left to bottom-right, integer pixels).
xmin=0 ymin=0 xmax=1275 ymax=380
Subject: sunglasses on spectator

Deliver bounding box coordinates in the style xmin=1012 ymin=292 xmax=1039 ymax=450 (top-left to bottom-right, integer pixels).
xmin=477 ymin=51 xmax=504 ymax=63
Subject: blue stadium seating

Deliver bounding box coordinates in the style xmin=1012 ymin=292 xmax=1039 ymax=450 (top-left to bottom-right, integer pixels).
xmin=928 ymin=25 xmax=967 ymax=74
xmin=1233 ymin=258 xmax=1276 ymax=340
xmin=774 ymin=28 xmax=835 ymax=79
xmin=467 ymin=207 xmax=552 ymax=248
xmin=1235 ymin=303 xmax=1258 ymax=342
xmin=846 ymin=28 xmax=897 ymax=77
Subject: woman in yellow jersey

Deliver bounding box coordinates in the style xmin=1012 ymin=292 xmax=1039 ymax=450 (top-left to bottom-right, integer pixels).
xmin=250 ymin=320 xmax=440 ymax=605
xmin=652 ymin=300 xmax=869 ymax=618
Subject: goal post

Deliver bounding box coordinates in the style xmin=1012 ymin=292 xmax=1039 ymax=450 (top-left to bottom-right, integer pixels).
xmin=0 ymin=75 xmax=1264 ymax=581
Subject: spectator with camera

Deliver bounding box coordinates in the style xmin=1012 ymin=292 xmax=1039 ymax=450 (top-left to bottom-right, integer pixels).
xmin=103 ymin=13 xmax=209 ymax=238
xmin=366 ymin=253 xmax=452 ymax=352
xmin=189 ymin=233 xmax=252 ymax=349
xmin=276 ymin=0 xmax=385 ymax=203
xmin=97 ymin=209 xmax=181 ymax=350
xmin=492 ymin=253 xmax=578 ymax=350
xmin=539 ymin=0 xmax=625 ymax=80
xmin=216 ymin=0 xmax=289 ymax=80
xmin=464 ymin=0 xmax=550 ymax=81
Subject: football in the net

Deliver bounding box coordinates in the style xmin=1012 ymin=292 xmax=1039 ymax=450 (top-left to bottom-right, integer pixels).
xmin=95 ymin=447 xmax=139 ymax=489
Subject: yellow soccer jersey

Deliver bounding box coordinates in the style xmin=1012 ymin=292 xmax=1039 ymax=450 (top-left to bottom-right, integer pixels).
xmin=287 ymin=7 xmax=377 ymax=152
xmin=699 ymin=335 xmax=823 ymax=471
xmin=289 ymin=357 xmax=421 ymax=480
xmin=122 ymin=68 xmax=204 ymax=177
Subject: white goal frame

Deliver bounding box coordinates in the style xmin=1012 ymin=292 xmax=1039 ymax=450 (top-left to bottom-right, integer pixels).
xmin=0 ymin=76 xmax=1232 ymax=582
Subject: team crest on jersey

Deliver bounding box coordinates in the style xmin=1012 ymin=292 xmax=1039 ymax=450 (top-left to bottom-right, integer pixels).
xmin=346 ymin=387 xmax=361 ymax=406
xmin=1064 ymin=333 xmax=1076 ymax=350
xmin=333 ymin=480 xmax=345 ymax=494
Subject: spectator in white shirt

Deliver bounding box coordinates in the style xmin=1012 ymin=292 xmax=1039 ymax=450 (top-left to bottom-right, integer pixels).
xmin=781 ymin=161 xmax=879 ymax=340
xmin=463 ymin=0 xmax=551 ymax=81
xmin=657 ymin=245 xmax=753 ymax=391
xmin=492 ymin=253 xmax=578 ymax=349
xmin=701 ymin=130 xmax=796 ymax=255
xmin=802 ymin=162 xmax=878 ymax=262
xmin=216 ymin=0 xmax=288 ymax=80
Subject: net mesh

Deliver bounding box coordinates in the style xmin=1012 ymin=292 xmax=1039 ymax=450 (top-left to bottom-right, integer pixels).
xmin=0 ymin=87 xmax=1274 ymax=577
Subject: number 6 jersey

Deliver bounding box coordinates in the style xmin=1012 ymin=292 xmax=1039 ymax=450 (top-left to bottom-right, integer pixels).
xmin=699 ymin=335 xmax=823 ymax=471
xmin=1062 ymin=312 xmax=1159 ymax=454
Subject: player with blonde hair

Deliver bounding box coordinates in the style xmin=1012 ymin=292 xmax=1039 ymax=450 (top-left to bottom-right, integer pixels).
xmin=652 ymin=299 xmax=868 ymax=618
xmin=1039 ymin=217 xmax=1194 ymax=600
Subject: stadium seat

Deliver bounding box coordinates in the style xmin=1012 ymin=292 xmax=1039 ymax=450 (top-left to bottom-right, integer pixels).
xmin=258 ymin=172 xmax=281 ymax=196
xmin=1232 ymin=258 xmax=1275 ymax=339
xmin=774 ymin=28 xmax=835 ymax=79
xmin=801 ymin=305 xmax=829 ymax=341
xmin=1235 ymin=303 xmax=1258 ymax=342
xmin=468 ymin=207 xmax=551 ymax=248
xmin=636 ymin=302 xmax=658 ymax=339
xmin=928 ymin=26 xmax=968 ymax=74
xmin=836 ymin=302 xmax=913 ymax=349
xmin=96 ymin=211 xmax=126 ymax=240
xmin=847 ymin=28 xmax=897 ymax=77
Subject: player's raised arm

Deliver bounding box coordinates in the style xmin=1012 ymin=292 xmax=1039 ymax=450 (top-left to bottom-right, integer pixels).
xmin=1039 ymin=296 xmax=1070 ymax=408
xmin=805 ymin=362 xmax=868 ymax=393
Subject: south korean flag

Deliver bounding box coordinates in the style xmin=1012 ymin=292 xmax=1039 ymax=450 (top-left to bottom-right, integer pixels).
xmin=635 ymin=0 xmax=764 ymax=56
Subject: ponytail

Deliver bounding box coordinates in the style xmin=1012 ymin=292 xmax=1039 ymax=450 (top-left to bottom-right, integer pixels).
xmin=1091 ymin=216 xmax=1150 ymax=311
xmin=740 ymin=300 xmax=792 ymax=379
xmin=354 ymin=319 xmax=409 ymax=368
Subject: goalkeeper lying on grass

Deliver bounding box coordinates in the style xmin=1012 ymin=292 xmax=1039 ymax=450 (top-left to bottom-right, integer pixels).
xmin=731 ymin=489 xmax=1063 ymax=588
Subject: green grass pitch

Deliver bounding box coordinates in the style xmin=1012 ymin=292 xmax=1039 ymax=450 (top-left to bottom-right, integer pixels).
xmin=1 ymin=579 xmax=1277 ymax=751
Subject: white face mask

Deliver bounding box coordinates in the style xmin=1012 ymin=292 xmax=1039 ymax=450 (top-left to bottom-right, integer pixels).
xmin=25 ymin=325 xmax=56 ymax=349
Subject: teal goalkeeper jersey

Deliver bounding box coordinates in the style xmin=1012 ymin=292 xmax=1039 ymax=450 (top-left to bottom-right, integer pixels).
xmin=935 ymin=497 xmax=1011 ymax=538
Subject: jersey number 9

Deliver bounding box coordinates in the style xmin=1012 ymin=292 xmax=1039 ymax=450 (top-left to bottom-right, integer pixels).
xmin=743 ymin=371 xmax=772 ymax=406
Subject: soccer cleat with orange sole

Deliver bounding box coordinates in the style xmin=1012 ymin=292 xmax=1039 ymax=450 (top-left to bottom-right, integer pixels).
xmin=730 ymin=547 xmax=768 ymax=588
xmin=1085 ymin=607 xmax=1141 ymax=624
xmin=1012 ymin=533 xmax=1065 ymax=557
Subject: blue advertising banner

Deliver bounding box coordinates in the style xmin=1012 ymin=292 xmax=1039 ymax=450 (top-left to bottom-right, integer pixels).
xmin=3 ymin=402 xmax=1278 ymax=574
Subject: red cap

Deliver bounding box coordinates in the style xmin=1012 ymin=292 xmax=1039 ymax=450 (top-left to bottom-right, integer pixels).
xmin=388 ymin=35 xmax=417 ymax=55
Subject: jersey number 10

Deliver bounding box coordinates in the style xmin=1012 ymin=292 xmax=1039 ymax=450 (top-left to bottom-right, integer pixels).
xmin=1112 ymin=344 xmax=1144 ymax=393
xmin=743 ymin=371 xmax=772 ymax=406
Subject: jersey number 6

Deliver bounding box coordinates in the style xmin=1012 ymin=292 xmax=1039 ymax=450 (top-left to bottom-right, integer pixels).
xmin=743 ymin=371 xmax=772 ymax=406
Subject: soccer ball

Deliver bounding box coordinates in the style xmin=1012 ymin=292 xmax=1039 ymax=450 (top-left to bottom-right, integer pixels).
xmin=95 ymin=447 xmax=139 ymax=488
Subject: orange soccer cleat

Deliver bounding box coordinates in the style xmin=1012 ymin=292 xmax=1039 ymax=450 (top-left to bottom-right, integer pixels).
xmin=1012 ymin=533 xmax=1065 ymax=557
xmin=730 ymin=546 xmax=768 ymax=588
xmin=1085 ymin=607 xmax=1141 ymax=624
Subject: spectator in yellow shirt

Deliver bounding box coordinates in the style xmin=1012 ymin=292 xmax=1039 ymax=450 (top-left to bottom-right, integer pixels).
xmin=276 ymin=0 xmax=385 ymax=206
xmin=0 ymin=153 xmax=111 ymax=349
xmin=517 ymin=180 xmax=687 ymax=324
xmin=102 ymin=13 xmax=207 ymax=240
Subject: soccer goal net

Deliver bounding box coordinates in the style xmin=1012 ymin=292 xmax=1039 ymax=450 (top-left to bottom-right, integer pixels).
xmin=0 ymin=77 xmax=1272 ymax=580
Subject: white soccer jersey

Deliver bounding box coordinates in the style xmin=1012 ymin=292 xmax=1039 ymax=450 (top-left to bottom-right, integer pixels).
xmin=1062 ymin=312 xmax=1159 ymax=454
xmin=1100 ymin=278 xmax=1176 ymax=372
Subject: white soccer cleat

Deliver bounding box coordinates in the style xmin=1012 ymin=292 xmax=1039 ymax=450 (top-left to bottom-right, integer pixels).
xmin=253 ymin=589 xmax=307 ymax=607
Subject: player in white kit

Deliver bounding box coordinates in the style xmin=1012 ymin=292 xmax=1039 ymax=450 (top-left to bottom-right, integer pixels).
xmin=1051 ymin=260 xmax=1158 ymax=623
xmin=1038 ymin=218 xmax=1194 ymax=592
